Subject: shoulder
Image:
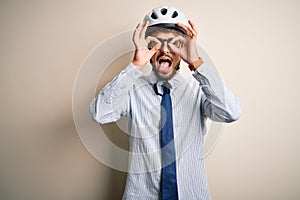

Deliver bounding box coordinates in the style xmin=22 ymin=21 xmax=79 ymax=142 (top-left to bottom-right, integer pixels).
xmin=184 ymin=74 xmax=199 ymax=88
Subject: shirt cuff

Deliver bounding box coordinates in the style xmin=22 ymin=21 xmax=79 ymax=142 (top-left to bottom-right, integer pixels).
xmin=192 ymin=62 xmax=212 ymax=86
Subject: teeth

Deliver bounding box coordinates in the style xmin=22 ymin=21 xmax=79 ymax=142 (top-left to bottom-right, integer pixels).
xmin=159 ymin=59 xmax=171 ymax=65
xmin=158 ymin=57 xmax=172 ymax=65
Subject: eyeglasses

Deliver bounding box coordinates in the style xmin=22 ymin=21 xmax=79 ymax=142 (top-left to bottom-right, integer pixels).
xmin=148 ymin=37 xmax=183 ymax=50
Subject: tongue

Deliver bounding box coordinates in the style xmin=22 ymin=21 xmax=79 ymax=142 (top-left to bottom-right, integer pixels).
xmin=159 ymin=61 xmax=170 ymax=72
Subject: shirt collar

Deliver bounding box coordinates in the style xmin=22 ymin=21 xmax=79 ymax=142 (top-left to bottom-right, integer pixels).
xmin=146 ymin=71 xmax=185 ymax=90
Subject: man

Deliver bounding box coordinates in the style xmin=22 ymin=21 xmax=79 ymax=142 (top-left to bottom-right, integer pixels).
xmin=90 ymin=5 xmax=241 ymax=200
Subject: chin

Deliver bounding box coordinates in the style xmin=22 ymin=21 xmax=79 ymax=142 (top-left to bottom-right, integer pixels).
xmin=151 ymin=61 xmax=178 ymax=80
xmin=154 ymin=70 xmax=177 ymax=81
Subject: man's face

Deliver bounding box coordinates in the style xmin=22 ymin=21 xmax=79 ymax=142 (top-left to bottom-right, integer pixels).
xmin=149 ymin=31 xmax=181 ymax=81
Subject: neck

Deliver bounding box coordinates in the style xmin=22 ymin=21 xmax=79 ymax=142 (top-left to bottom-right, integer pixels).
xmin=155 ymin=71 xmax=178 ymax=81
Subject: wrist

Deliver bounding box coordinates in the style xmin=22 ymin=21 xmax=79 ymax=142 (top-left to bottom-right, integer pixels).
xmin=188 ymin=57 xmax=204 ymax=71
xmin=132 ymin=61 xmax=144 ymax=71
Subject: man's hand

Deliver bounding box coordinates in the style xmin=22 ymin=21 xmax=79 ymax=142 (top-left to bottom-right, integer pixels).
xmin=132 ymin=21 xmax=161 ymax=70
xmin=168 ymin=20 xmax=201 ymax=68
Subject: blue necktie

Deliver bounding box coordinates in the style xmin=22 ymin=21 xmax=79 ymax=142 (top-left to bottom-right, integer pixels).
xmin=161 ymin=84 xmax=178 ymax=200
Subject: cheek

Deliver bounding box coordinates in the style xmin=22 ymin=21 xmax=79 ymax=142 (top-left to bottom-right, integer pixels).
xmin=171 ymin=53 xmax=181 ymax=62
xmin=173 ymin=57 xmax=181 ymax=66
xmin=151 ymin=53 xmax=159 ymax=63
xmin=150 ymin=56 xmax=155 ymax=64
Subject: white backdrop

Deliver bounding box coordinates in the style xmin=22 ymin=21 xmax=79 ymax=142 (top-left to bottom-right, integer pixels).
xmin=0 ymin=0 xmax=299 ymax=199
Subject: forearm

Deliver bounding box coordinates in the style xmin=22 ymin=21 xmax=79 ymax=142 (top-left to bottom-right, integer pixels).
xmin=90 ymin=63 xmax=143 ymax=124
xmin=193 ymin=62 xmax=242 ymax=122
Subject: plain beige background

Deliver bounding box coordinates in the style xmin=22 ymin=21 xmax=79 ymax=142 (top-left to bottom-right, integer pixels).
xmin=1 ymin=0 xmax=300 ymax=199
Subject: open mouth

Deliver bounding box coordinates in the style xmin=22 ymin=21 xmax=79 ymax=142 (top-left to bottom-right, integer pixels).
xmin=157 ymin=56 xmax=173 ymax=68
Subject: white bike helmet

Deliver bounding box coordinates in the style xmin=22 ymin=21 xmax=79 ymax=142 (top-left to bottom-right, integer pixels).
xmin=143 ymin=6 xmax=189 ymax=35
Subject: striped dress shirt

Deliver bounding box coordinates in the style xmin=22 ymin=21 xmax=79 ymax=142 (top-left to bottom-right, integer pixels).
xmin=90 ymin=62 xmax=242 ymax=200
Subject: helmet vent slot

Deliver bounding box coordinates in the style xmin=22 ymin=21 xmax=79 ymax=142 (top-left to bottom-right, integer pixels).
xmin=160 ymin=8 xmax=168 ymax=15
xmin=151 ymin=12 xmax=158 ymax=19
xmin=172 ymin=11 xmax=178 ymax=18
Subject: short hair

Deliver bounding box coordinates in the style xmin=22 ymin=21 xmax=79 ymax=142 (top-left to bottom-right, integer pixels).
xmin=145 ymin=24 xmax=185 ymax=38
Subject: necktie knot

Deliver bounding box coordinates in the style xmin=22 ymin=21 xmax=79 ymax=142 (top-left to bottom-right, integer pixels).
xmin=162 ymin=82 xmax=171 ymax=94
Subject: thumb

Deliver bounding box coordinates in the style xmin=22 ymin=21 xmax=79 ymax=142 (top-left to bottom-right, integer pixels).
xmin=148 ymin=44 xmax=160 ymax=57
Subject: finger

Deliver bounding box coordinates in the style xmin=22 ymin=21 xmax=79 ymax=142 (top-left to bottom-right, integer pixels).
xmin=170 ymin=35 xmax=185 ymax=44
xmin=187 ymin=26 xmax=197 ymax=38
xmin=177 ymin=22 xmax=192 ymax=37
xmin=136 ymin=22 xmax=142 ymax=29
xmin=140 ymin=21 xmax=149 ymax=39
xmin=188 ymin=20 xmax=198 ymax=37
xmin=145 ymin=36 xmax=161 ymax=44
xmin=168 ymin=43 xmax=181 ymax=55
xmin=170 ymin=35 xmax=186 ymax=48
xmin=149 ymin=43 xmax=160 ymax=55
xmin=188 ymin=20 xmax=197 ymax=31
xmin=133 ymin=23 xmax=142 ymax=42
xmin=146 ymin=36 xmax=162 ymax=49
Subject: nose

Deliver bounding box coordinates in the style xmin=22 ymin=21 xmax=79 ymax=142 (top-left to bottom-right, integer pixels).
xmin=160 ymin=41 xmax=170 ymax=53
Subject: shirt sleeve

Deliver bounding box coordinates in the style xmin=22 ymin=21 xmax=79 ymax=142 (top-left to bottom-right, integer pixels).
xmin=193 ymin=62 xmax=242 ymax=123
xmin=90 ymin=63 xmax=143 ymax=124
